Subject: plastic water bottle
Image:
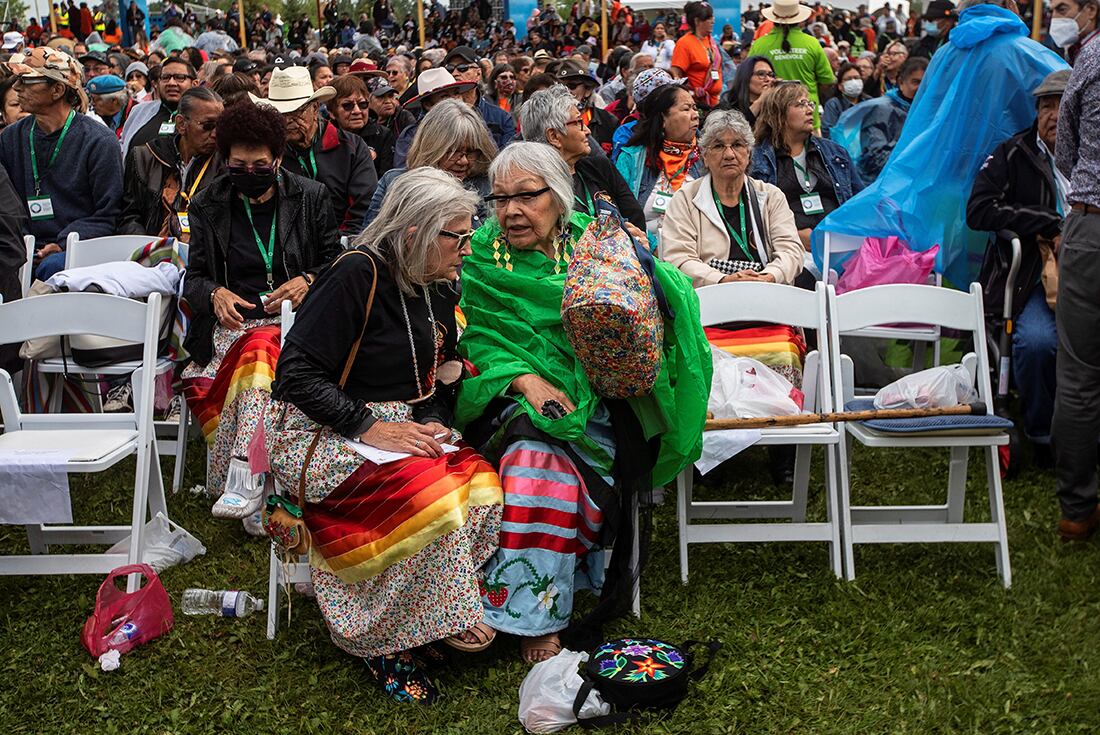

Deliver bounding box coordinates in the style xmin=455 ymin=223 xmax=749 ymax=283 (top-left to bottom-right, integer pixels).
xmin=107 ymin=621 xmax=139 ymax=647
xmin=181 ymin=589 xmax=265 ymax=618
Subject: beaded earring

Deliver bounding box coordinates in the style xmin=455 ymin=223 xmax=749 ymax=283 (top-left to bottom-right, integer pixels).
xmin=492 ymin=236 xmax=513 ymax=271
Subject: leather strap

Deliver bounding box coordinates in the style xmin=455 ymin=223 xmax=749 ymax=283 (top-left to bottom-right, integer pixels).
xmin=296 ymin=250 xmax=378 ymax=508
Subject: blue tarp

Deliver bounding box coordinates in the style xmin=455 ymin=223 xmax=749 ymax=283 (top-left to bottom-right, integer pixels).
xmin=811 ymin=5 xmax=1069 ymax=287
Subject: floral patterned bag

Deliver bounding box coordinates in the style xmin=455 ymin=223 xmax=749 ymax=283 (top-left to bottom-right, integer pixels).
xmin=571 ymin=638 xmax=721 ymax=726
xmin=561 ymin=199 xmax=674 ymax=399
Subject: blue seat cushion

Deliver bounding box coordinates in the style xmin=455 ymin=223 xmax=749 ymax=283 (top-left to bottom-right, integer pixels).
xmin=843 ymin=398 xmax=1014 ymax=435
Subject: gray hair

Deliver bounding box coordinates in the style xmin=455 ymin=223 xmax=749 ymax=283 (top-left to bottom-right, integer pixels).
xmin=422 ymin=48 xmax=447 ymax=66
xmin=518 ymin=85 xmax=575 ymax=145
xmin=407 ymin=99 xmax=498 ymax=176
xmin=488 ymin=142 xmax=574 ymax=227
xmin=354 ymin=167 xmax=480 ymax=295
xmin=699 ymin=109 xmax=755 ymax=159
xmin=93 ymin=88 xmax=130 ymax=108
xmin=386 ymin=55 xmax=413 ymax=74
xmin=178 ymin=86 xmax=223 ymax=118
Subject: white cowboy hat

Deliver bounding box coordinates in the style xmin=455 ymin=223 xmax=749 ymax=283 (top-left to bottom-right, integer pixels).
xmin=405 ymin=67 xmax=477 ymax=109
xmin=249 ymin=65 xmax=335 ymax=114
xmin=762 ymin=0 xmax=813 ymax=25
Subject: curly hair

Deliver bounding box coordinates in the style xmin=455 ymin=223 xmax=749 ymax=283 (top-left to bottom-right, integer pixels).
xmin=215 ymin=101 xmax=287 ymax=160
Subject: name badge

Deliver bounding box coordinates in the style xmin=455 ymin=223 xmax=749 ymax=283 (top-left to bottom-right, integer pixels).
xmin=800 ymin=192 xmax=824 ymax=215
xmin=27 ymin=196 xmax=54 ymax=220
xmin=652 ymin=190 xmax=673 ymax=214
xmin=159 ymin=122 xmax=176 ymax=135
xmin=177 ymin=212 xmax=190 ymax=234
xmin=710 ymin=69 xmax=720 ymax=81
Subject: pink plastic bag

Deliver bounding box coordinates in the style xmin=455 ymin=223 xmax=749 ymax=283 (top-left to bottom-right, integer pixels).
xmin=835 ymin=236 xmax=939 ymax=294
xmin=81 ymin=564 xmax=175 ymax=657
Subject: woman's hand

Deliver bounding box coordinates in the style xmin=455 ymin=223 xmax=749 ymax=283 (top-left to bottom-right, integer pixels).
xmin=749 ymin=86 xmax=773 ymax=116
xmin=263 ymin=275 xmax=311 ymax=314
xmin=360 ymin=421 xmax=444 ymax=458
xmin=721 ymin=270 xmax=776 ymax=283
xmin=623 ymin=221 xmax=648 ymax=245
xmin=34 ymin=242 xmax=62 ymax=263
xmin=511 ymin=374 xmax=576 ymax=416
xmin=212 ymin=287 xmax=256 ymax=329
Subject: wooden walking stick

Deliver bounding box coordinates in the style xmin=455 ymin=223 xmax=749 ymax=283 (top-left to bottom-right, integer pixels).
xmin=704 ymin=402 xmax=989 ymax=431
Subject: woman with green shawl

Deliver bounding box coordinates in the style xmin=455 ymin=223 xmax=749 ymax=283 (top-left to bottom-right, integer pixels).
xmin=456 ymin=142 xmax=711 ymax=663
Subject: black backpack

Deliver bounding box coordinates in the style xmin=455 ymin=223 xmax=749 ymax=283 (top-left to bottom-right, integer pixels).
xmin=572 ymin=638 xmax=721 ymax=727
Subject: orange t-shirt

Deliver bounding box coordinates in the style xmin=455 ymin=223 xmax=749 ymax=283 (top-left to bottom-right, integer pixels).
xmin=671 ymin=34 xmax=722 ymax=107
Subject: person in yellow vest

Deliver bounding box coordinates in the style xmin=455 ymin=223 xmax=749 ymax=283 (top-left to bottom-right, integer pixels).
xmin=94 ymin=10 xmax=105 ymax=33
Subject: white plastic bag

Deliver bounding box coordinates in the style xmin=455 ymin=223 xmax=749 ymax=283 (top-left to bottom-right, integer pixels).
xmin=518 ymin=649 xmax=610 ymax=733
xmin=709 ymin=348 xmax=802 ymax=419
xmin=105 ymin=512 xmax=207 ymax=573
xmin=873 ymin=365 xmax=978 ymax=410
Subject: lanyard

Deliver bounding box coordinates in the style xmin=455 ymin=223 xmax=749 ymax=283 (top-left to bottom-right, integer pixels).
xmin=791 ymin=157 xmax=813 ymax=192
xmin=295 ymin=142 xmax=318 ymax=179
xmin=695 ymin=33 xmax=714 ymax=66
xmin=29 ymin=109 xmax=76 ymax=196
xmin=241 ymin=196 xmax=277 ymax=289
xmin=574 ymin=175 xmax=593 ymax=215
xmin=712 ymin=185 xmax=753 ymax=261
xmin=180 ymin=156 xmax=212 ymax=206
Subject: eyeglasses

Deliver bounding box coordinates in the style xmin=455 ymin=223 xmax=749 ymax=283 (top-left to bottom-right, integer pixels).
xmin=444 ymin=148 xmax=482 ymax=163
xmin=707 ymin=141 xmax=749 ymax=154
xmin=564 ymin=117 xmax=588 ymax=130
xmin=161 ymin=73 xmax=196 ymax=82
xmin=339 ymin=100 xmax=370 ymax=111
xmin=485 ymin=186 xmax=552 ymax=206
xmin=227 ymin=162 xmax=277 ymax=176
xmin=446 ymin=62 xmax=478 ymax=73
xmin=752 ymin=70 xmax=777 ymax=79
xmin=790 ymin=99 xmax=815 ymax=110
xmin=883 ymin=49 xmax=908 ymax=57
xmin=440 ymin=228 xmax=474 ymax=247
xmin=182 ymin=116 xmax=218 ymax=131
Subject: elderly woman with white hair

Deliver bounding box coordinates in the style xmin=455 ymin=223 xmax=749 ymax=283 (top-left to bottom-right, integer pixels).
xmin=363 ymin=99 xmax=498 ymax=227
xmin=267 ymin=167 xmax=505 ymax=704
xmin=661 ymin=109 xmax=804 ymax=287
xmin=519 ymin=85 xmax=646 ymax=229
xmin=455 ymin=142 xmax=710 ymax=664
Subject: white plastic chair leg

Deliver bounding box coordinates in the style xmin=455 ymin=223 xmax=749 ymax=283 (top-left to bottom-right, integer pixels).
xmin=837 ymin=433 xmax=856 ymax=581
xmin=171 ymin=400 xmax=189 ymax=494
xmin=791 ymin=445 xmax=812 ymax=522
xmin=25 ymin=524 xmax=48 ymax=554
xmin=986 ymin=446 xmax=1012 ymax=589
xmin=824 ymin=446 xmax=843 ymax=578
xmin=267 ymin=544 xmax=281 ymax=639
xmin=946 ymin=447 xmax=969 ymax=524
xmin=126 ymin=444 xmax=154 ymax=592
xmin=676 ymin=469 xmax=692 ymax=584
xmin=630 ymin=495 xmax=641 ymax=618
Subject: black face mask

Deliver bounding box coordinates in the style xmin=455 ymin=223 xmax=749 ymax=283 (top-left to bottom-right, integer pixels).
xmin=229 ymin=168 xmax=278 ymax=199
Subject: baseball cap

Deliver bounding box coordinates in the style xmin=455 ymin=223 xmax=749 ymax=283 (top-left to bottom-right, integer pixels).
xmin=87 ymin=74 xmax=126 ymax=95
xmin=2 ymin=31 xmax=24 ymax=50
xmin=444 ymin=45 xmax=479 ymax=67
xmin=78 ymin=50 xmax=108 ymax=66
xmin=922 ymin=0 xmax=955 ymax=19
xmin=631 ymin=67 xmax=685 ymax=105
xmin=366 ymin=76 xmax=397 ymax=97
xmin=5 ymin=47 xmax=84 ymax=90
xmin=232 ymin=57 xmax=258 ymax=74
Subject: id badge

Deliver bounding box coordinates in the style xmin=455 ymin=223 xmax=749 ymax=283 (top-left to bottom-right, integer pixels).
xmin=652 ymin=190 xmax=673 ymax=214
xmin=177 ymin=212 xmax=190 ymax=234
xmin=158 ymin=121 xmax=176 ymax=135
xmin=710 ymin=69 xmax=720 ymax=81
xmin=27 ymin=196 xmax=54 ymax=220
xmin=800 ymin=192 xmax=825 ymax=215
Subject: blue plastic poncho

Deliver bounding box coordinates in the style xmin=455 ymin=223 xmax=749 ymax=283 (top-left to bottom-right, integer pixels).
xmin=811 ymin=6 xmax=1069 ymax=287
xmin=830 ymin=89 xmax=912 ymax=183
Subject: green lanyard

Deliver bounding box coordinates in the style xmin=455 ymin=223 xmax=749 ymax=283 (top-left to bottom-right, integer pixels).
xmin=295 ymin=142 xmax=318 ymax=179
xmin=574 ymin=175 xmax=593 ymax=215
xmin=791 ymin=158 xmax=813 ymax=193
xmin=712 ymin=185 xmax=753 ymax=262
xmin=29 ymin=109 xmax=76 ymax=196
xmin=241 ymin=196 xmax=277 ymax=291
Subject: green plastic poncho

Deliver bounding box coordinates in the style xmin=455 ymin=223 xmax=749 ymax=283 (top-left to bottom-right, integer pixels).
xmin=456 ymin=212 xmax=712 ymax=486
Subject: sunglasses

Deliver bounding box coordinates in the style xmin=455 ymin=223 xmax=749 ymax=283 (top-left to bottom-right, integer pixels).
xmin=446 ymin=62 xmax=478 ymax=73
xmin=227 ymin=163 xmax=277 ymax=176
xmin=182 ymin=117 xmax=217 ymax=131
xmin=339 ymin=100 xmax=370 ymax=111
xmin=440 ymin=228 xmax=474 ymax=247
xmin=444 ymin=148 xmax=482 ymax=162
xmin=485 ymin=186 xmax=551 ymax=206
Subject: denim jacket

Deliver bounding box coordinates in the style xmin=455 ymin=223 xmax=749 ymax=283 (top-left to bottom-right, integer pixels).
xmin=749 ymin=136 xmax=865 ymax=204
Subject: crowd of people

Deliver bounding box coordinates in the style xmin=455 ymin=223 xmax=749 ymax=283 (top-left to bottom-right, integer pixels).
xmin=0 ymin=0 xmax=1097 ymax=706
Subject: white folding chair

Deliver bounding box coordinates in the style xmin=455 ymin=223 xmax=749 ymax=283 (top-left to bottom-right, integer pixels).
xmin=19 ymin=236 xmax=35 ymax=297
xmin=0 ymin=292 xmax=165 ymax=591
xmin=677 ymin=282 xmax=843 ymax=581
xmin=828 ymin=283 xmax=1012 ymax=588
xmin=821 ymin=231 xmax=942 ymax=372
xmin=267 ymin=299 xmax=310 ymax=639
xmin=39 ymin=233 xmax=190 ymax=494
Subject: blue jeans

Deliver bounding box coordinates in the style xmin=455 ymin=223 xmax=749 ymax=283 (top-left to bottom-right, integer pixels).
xmin=1012 ymin=288 xmax=1057 ymax=443
xmin=34 ymin=250 xmax=67 ymax=282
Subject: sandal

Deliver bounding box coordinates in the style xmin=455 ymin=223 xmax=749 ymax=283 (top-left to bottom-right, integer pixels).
xmin=520 ymin=633 xmax=562 ymax=664
xmin=443 ymin=622 xmax=496 ymax=653
xmin=364 ymin=651 xmax=439 ymax=704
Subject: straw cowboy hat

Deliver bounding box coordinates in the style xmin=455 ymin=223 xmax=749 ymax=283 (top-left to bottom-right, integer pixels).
xmin=405 ymin=67 xmax=477 ymax=109
xmin=249 ymin=65 xmax=335 ymax=114
xmin=762 ymin=0 xmax=813 ymax=25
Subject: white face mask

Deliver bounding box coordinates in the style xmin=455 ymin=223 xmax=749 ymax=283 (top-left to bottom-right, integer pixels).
xmin=1050 ymin=15 xmax=1082 ymax=48
xmin=841 ymin=78 xmax=864 ymax=98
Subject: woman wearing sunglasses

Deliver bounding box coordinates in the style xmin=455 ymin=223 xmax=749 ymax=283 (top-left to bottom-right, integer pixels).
xmin=180 ymin=100 xmax=341 ymax=526
xmin=456 ymin=142 xmax=710 ymax=665
xmin=267 ymin=167 xmax=504 ymax=703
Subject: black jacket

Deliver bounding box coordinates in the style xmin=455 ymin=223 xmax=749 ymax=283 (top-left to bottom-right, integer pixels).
xmin=281 ymin=119 xmax=378 ymax=235
xmin=182 ymin=170 xmax=342 ymax=366
xmin=120 ymin=135 xmax=218 ymax=239
xmin=966 ymin=123 xmax=1063 ymax=319
xmin=586 ymin=105 xmax=620 ymax=158
xmin=575 ymin=155 xmax=646 ymax=230
xmin=358 ymin=113 xmax=397 ymax=178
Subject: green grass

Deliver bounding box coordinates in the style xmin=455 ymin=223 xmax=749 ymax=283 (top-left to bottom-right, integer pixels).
xmin=1 ymin=439 xmax=1098 ymax=734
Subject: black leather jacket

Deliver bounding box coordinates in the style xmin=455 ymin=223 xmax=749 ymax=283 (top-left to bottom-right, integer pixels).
xmin=182 ymin=170 xmax=341 ymax=366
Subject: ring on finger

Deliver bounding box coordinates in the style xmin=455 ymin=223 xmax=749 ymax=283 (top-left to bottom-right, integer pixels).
xmin=415 ymin=440 xmax=423 ymax=448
